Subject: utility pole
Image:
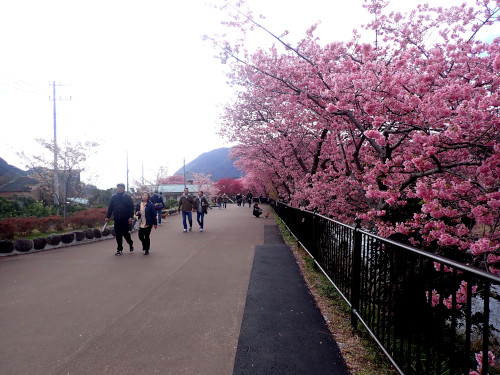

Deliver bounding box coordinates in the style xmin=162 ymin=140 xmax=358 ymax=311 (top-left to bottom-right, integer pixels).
xmin=49 ymin=81 xmax=71 ymax=214
xmin=183 ymin=157 xmax=186 ymax=188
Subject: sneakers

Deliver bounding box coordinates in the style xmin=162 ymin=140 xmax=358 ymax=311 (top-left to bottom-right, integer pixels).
xmin=144 ymin=250 xmax=149 ymax=255
xmin=129 ymin=245 xmax=134 ymax=252
xmin=200 ymin=228 xmax=203 ymax=232
xmin=115 ymin=250 xmax=123 ymax=256
xmin=183 ymin=229 xmax=187 ymax=232
xmin=189 ymin=226 xmax=192 ymax=232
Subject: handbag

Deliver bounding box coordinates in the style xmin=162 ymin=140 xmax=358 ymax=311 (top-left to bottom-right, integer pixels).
xmin=133 ymin=218 xmax=141 ymax=230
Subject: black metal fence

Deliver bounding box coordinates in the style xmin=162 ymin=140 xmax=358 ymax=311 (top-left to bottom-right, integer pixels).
xmin=272 ymin=201 xmax=500 ymax=375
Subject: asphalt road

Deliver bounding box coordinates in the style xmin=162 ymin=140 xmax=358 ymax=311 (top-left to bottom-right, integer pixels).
xmin=0 ymin=204 xmax=348 ymax=375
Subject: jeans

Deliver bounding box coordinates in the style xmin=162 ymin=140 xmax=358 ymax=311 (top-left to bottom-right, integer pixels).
xmin=182 ymin=211 xmax=192 ymax=230
xmin=138 ymin=225 xmax=153 ymax=250
xmin=157 ymin=209 xmax=162 ymax=224
xmin=196 ymin=212 xmax=205 ymax=229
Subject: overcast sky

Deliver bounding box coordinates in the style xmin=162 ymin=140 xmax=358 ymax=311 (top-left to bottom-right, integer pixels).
xmin=1 ymin=0 xmax=497 ymax=190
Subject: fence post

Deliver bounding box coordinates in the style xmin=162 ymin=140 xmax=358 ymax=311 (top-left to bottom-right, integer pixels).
xmin=312 ymin=209 xmax=316 ymax=256
xmin=351 ymin=218 xmax=362 ymax=329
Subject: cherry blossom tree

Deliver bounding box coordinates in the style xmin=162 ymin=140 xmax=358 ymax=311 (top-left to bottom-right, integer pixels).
xmin=214 ymin=177 xmax=244 ymax=197
xmin=211 ymin=0 xmax=500 ymax=274
xmin=193 ymin=172 xmax=218 ymax=199
xmin=160 ymin=175 xmax=185 ymax=185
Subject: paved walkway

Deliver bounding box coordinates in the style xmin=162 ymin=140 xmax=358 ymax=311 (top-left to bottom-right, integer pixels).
xmin=0 ymin=205 xmax=348 ymax=375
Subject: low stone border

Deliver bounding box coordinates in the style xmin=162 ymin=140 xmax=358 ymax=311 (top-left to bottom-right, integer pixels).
xmin=0 ymin=226 xmax=126 ymax=257
xmin=0 ymin=212 xmax=180 ymax=257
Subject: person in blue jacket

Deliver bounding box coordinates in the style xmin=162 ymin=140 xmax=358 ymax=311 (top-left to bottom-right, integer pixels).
xmin=151 ymin=190 xmax=164 ymax=225
xmin=135 ymin=191 xmax=157 ymax=255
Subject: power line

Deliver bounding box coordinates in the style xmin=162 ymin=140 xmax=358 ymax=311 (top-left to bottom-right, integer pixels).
xmin=0 ymin=73 xmax=48 ymax=96
xmin=0 ymin=81 xmax=47 ymax=96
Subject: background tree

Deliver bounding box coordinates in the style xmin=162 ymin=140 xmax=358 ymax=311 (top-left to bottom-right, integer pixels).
xmin=19 ymin=138 xmax=99 ymax=224
xmin=88 ymin=187 xmax=114 ymax=207
xmin=133 ymin=164 xmax=169 ymax=192
xmin=193 ymin=172 xmax=218 ymax=199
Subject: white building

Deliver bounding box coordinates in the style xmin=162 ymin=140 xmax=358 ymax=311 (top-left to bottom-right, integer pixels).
xmin=157 ymin=184 xmax=199 ymax=201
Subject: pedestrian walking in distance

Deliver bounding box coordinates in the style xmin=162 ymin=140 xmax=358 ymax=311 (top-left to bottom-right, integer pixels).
xmin=194 ymin=190 xmax=209 ymax=232
xmin=105 ymin=183 xmax=134 ymax=255
xmin=178 ymin=187 xmax=195 ymax=232
xmin=135 ymin=192 xmax=157 ymax=255
xmin=151 ymin=190 xmax=164 ymax=225
xmin=246 ymin=191 xmax=253 ymax=209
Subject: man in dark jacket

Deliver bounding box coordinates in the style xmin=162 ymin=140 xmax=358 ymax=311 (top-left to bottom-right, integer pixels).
xmin=105 ymin=183 xmax=134 ymax=255
xmin=178 ymin=187 xmax=195 ymax=232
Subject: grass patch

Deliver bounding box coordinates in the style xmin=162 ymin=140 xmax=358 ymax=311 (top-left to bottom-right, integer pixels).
xmin=274 ymin=214 xmax=397 ymax=375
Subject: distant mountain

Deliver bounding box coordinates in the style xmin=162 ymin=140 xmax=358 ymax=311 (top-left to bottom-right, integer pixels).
xmin=0 ymin=157 xmax=28 ymax=185
xmin=174 ymin=148 xmax=242 ymax=180
xmin=0 ymin=157 xmax=27 ymax=177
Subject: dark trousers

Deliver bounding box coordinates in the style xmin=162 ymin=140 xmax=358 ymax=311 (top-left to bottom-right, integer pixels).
xmin=253 ymin=209 xmax=262 ymax=217
xmin=196 ymin=212 xmax=205 ymax=228
xmin=114 ymin=220 xmax=133 ymax=250
xmin=138 ymin=225 xmax=153 ymax=251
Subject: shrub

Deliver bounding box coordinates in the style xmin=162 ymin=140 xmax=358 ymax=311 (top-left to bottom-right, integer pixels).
xmin=83 ymin=228 xmax=94 ymax=239
xmin=0 ymin=197 xmax=21 ymax=219
xmin=24 ymin=201 xmax=56 ymax=217
xmin=0 ymin=240 xmax=14 ymax=253
xmin=0 ymin=196 xmax=56 ymax=219
xmin=68 ymin=215 xmax=85 ymax=228
xmin=46 ymin=234 xmax=61 ymax=246
xmin=14 ymin=239 xmax=33 ymax=252
xmin=74 ymin=231 xmax=86 ymax=241
xmin=60 ymin=233 xmax=75 ymax=244
xmin=33 ymin=237 xmax=47 ymax=250
xmin=0 ymin=220 xmax=16 ymax=239
xmin=36 ymin=215 xmax=64 ymax=233
xmin=0 ymin=207 xmax=107 ymax=239
xmin=37 ymin=216 xmax=57 ymax=234
xmin=165 ymin=199 xmax=178 ymax=209
xmin=68 ymin=208 xmax=106 ymax=229
xmin=54 ymin=221 xmax=65 ymax=231
xmin=14 ymin=217 xmax=36 ymax=236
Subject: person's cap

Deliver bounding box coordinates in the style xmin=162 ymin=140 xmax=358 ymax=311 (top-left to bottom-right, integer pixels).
xmin=117 ymin=183 xmax=125 ymax=188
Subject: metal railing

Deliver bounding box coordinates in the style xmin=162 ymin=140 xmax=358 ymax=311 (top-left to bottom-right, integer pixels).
xmin=271 ymin=201 xmax=500 ymax=375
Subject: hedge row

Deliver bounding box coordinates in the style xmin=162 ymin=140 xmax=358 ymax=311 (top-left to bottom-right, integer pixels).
xmin=0 ymin=208 xmax=108 ymax=240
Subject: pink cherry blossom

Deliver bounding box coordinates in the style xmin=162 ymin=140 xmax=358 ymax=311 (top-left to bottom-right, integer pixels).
xmin=212 ymin=0 xmax=500 ymax=274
